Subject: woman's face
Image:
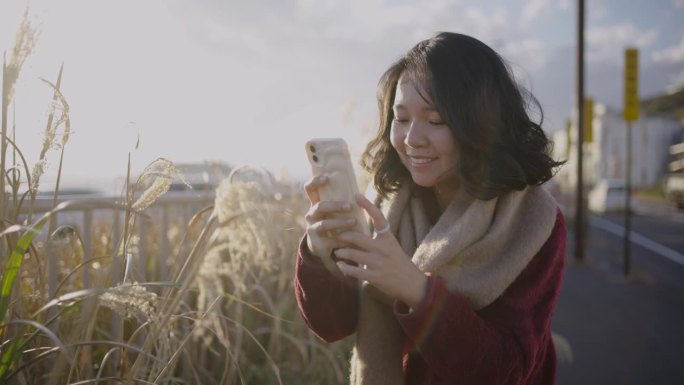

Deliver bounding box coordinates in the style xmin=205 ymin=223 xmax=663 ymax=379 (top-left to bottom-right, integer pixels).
xmin=390 ymin=76 xmax=459 ymax=190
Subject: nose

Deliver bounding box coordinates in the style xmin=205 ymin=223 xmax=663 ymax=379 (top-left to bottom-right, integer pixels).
xmin=404 ymin=121 xmax=428 ymax=148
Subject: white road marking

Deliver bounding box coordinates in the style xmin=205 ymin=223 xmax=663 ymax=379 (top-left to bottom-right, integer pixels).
xmin=590 ymin=215 xmax=684 ymax=267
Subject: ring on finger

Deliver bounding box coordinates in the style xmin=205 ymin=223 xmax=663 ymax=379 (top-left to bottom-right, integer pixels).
xmin=374 ymin=223 xmax=390 ymax=235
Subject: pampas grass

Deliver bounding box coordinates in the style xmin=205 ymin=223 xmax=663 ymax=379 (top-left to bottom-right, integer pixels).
xmin=131 ymin=158 xmax=180 ymax=212
xmin=1 ymin=7 xmax=350 ymax=385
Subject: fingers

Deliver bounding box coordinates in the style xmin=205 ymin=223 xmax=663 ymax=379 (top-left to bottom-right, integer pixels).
xmin=305 ymin=200 xmax=353 ymax=224
xmin=306 ymin=232 xmax=351 ymax=259
xmin=303 ymin=176 xmax=323 ymax=204
xmin=337 ymin=230 xmax=375 ymax=252
xmin=334 ymin=247 xmax=374 ymax=267
xmin=303 ymin=175 xmax=328 ymax=204
xmin=336 ymin=261 xmax=369 ymax=280
xmin=354 ymin=193 xmax=390 ymax=236
xmin=334 ymin=248 xmax=374 ymax=280
xmin=310 ymin=217 xmax=358 ymax=238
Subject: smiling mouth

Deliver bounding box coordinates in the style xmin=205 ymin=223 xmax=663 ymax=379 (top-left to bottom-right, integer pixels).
xmin=407 ymin=156 xmax=437 ymax=165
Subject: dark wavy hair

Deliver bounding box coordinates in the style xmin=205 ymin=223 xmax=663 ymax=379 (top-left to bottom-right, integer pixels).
xmin=361 ymin=32 xmax=564 ymax=201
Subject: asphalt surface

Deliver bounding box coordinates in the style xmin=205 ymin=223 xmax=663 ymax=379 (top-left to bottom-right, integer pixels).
xmin=552 ymin=207 xmax=684 ymax=385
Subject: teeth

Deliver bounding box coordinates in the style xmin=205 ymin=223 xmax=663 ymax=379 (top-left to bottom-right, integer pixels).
xmin=410 ymin=157 xmax=434 ymax=164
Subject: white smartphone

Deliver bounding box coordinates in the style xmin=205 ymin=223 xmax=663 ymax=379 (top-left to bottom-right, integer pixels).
xmin=305 ymin=138 xmax=370 ymax=237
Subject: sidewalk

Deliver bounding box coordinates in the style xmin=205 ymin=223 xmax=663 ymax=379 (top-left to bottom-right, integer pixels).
xmin=552 ymin=230 xmax=684 ymax=384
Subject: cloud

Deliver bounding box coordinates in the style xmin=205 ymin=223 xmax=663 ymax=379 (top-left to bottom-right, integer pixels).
xmin=521 ymin=0 xmax=550 ymax=24
xmin=316 ymin=0 xmax=419 ymax=42
xmin=652 ymin=37 xmax=684 ymax=64
xmin=588 ymin=0 xmax=609 ymax=22
xmin=675 ymin=0 xmax=684 ymax=8
xmin=587 ymin=22 xmax=658 ymax=63
xmin=293 ymin=0 xmax=515 ymax=49
xmin=557 ymin=0 xmax=572 ymax=11
xmin=669 ymin=70 xmax=684 ymax=90
xmin=652 ymin=37 xmax=684 ymax=89
xmin=202 ymin=18 xmax=271 ymax=56
xmin=182 ymin=0 xmax=518 ymax=50
xmin=503 ymin=38 xmax=547 ymax=73
xmin=461 ymin=6 xmax=510 ymax=42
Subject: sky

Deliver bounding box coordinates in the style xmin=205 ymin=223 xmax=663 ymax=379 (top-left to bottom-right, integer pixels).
xmin=1 ymin=0 xmax=683 ymax=193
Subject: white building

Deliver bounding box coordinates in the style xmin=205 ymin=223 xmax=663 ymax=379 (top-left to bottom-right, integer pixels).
xmin=553 ymin=103 xmax=684 ymax=191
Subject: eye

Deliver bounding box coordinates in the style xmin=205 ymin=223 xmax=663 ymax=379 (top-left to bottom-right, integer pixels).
xmin=393 ymin=117 xmax=410 ymax=124
xmin=428 ymin=120 xmax=445 ymax=126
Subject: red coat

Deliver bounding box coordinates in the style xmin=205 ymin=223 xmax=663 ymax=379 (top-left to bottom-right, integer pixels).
xmin=295 ymin=210 xmax=566 ymax=385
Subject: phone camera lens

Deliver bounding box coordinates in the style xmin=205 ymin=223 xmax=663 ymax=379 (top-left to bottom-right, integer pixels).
xmin=312 ymin=155 xmax=319 ymax=162
xmin=309 ymin=145 xmax=316 ymax=153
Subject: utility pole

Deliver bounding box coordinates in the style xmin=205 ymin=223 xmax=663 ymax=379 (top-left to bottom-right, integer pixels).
xmin=575 ymin=0 xmax=586 ymax=261
xmin=623 ymin=48 xmax=639 ymax=276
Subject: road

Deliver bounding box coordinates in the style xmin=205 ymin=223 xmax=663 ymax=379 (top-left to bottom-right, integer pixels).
xmin=597 ymin=210 xmax=684 ymax=289
xmin=553 ymin=203 xmax=684 ymax=385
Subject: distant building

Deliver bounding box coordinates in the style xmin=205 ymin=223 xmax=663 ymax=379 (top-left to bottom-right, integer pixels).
xmin=554 ymin=87 xmax=684 ymax=191
xmin=170 ymin=162 xmax=232 ymax=192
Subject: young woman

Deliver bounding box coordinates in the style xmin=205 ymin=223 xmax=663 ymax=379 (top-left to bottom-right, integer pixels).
xmin=295 ymin=32 xmax=566 ymax=385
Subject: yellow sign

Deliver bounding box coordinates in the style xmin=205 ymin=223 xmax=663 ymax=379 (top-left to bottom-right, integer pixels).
xmin=624 ymin=48 xmax=639 ymax=121
xmin=584 ymin=98 xmax=594 ymax=143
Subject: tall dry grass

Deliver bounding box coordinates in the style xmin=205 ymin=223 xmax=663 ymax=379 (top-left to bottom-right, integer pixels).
xmin=0 ymin=8 xmax=350 ymax=385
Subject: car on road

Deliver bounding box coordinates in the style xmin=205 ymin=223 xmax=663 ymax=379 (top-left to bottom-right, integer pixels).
xmin=588 ymin=178 xmax=627 ymax=213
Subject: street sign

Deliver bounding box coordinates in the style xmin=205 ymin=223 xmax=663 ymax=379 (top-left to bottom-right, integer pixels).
xmin=584 ymin=98 xmax=594 ymax=143
xmin=624 ymin=48 xmax=639 ymax=122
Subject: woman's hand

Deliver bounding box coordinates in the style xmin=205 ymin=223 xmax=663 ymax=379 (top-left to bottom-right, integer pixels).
xmin=334 ymin=193 xmax=428 ymax=308
xmin=303 ymin=175 xmax=358 ymax=258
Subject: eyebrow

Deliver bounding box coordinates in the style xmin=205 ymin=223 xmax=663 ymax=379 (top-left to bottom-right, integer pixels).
xmin=393 ymin=104 xmax=438 ymax=112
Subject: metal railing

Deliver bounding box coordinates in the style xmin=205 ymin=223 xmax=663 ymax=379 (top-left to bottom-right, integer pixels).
xmin=13 ymin=191 xmax=215 ymax=291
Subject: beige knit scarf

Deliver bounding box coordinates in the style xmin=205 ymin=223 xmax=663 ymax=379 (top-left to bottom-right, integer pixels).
xmin=349 ymin=182 xmax=558 ymax=385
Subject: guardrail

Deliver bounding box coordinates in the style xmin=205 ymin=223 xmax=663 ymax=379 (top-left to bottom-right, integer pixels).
xmin=8 ymin=191 xmax=216 ymax=373
xmin=12 ymin=191 xmax=215 ymax=292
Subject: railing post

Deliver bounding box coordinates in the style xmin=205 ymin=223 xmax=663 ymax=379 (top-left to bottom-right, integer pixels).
xmin=48 ymin=229 xmax=58 ymax=297
xmin=47 ymin=237 xmax=60 ymax=334
xmin=160 ymin=204 xmax=169 ymax=282
xmin=111 ymin=208 xmax=122 ymax=282
xmin=82 ymin=208 xmax=92 ymax=289
xmin=109 ymin=207 xmax=123 ymax=377
xmin=138 ymin=216 xmax=147 ymax=283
